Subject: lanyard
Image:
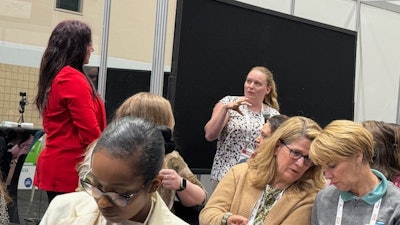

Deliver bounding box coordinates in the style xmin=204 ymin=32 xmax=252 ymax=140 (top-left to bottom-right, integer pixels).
xmin=335 ymin=196 xmax=382 ymax=225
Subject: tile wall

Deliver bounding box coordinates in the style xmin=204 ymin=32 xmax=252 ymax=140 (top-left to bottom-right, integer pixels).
xmin=0 ymin=63 xmax=42 ymax=128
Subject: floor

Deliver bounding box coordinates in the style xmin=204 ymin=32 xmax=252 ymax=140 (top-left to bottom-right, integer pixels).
xmin=14 ymin=189 xmax=48 ymax=225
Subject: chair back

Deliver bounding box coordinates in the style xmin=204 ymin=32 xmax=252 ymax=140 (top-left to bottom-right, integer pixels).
xmin=25 ymin=132 xmax=45 ymax=165
xmin=6 ymin=153 xmax=28 ymax=224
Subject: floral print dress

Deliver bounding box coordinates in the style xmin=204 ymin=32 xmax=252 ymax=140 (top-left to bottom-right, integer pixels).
xmin=210 ymin=96 xmax=279 ymax=182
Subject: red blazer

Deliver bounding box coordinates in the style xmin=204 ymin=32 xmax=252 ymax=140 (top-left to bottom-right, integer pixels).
xmin=34 ymin=66 xmax=107 ymax=193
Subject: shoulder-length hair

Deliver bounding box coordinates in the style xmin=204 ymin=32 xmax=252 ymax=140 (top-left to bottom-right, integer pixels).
xmin=35 ymin=20 xmax=95 ymax=113
xmin=310 ymin=120 xmax=374 ymax=166
xmin=248 ymin=116 xmax=325 ymax=193
xmin=113 ymin=92 xmax=175 ymax=129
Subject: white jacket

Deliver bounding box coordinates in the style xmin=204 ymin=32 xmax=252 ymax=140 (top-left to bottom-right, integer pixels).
xmin=40 ymin=191 xmax=189 ymax=225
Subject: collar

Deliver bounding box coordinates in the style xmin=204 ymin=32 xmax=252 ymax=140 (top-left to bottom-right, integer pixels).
xmin=340 ymin=169 xmax=387 ymax=205
xmin=141 ymin=194 xmax=156 ymax=225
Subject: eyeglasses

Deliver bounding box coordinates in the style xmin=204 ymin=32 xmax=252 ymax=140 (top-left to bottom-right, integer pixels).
xmin=280 ymin=140 xmax=314 ymax=167
xmin=80 ymin=169 xmax=147 ymax=207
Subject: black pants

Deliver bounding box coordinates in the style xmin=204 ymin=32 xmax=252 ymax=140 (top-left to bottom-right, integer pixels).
xmin=46 ymin=191 xmax=66 ymax=204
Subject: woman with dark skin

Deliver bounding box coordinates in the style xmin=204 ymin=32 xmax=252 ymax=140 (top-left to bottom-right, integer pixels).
xmin=40 ymin=117 xmax=188 ymax=225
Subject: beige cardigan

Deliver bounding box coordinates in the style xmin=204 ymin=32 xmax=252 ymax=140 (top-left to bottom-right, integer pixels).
xmin=158 ymin=150 xmax=207 ymax=209
xmin=199 ymin=163 xmax=318 ymax=225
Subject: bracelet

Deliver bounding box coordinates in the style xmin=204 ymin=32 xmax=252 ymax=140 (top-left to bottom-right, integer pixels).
xmin=221 ymin=212 xmax=232 ymax=225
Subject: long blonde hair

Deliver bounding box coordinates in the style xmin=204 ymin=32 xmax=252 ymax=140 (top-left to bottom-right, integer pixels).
xmin=251 ymin=66 xmax=279 ymax=111
xmin=248 ymin=116 xmax=325 ymax=193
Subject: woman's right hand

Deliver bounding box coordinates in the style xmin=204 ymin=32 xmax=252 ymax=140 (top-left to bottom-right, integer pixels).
xmin=225 ymin=97 xmax=251 ymax=116
xmin=205 ymin=96 xmax=251 ymax=141
xmin=227 ymin=214 xmax=248 ymax=225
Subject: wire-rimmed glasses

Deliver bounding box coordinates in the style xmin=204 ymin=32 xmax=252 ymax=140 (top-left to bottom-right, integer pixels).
xmin=80 ymin=169 xmax=147 ymax=207
xmin=280 ymin=140 xmax=314 ymax=167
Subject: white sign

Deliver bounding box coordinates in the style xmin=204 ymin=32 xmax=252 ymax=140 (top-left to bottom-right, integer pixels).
xmin=18 ymin=164 xmax=36 ymax=190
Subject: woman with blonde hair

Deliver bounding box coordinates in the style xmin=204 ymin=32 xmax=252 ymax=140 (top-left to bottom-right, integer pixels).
xmin=113 ymin=92 xmax=206 ymax=209
xmin=309 ymin=120 xmax=400 ymax=225
xmin=113 ymin=92 xmax=174 ymax=128
xmin=205 ymin=66 xmax=280 ymax=185
xmin=200 ymin=116 xmax=326 ymax=225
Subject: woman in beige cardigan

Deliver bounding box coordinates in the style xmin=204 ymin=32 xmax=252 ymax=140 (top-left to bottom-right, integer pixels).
xmin=199 ymin=116 xmax=326 ymax=225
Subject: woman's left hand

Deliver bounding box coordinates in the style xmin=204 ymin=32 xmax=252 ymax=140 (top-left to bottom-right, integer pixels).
xmin=160 ymin=169 xmax=182 ymax=191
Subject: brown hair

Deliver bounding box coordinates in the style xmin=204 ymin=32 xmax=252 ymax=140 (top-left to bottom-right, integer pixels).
xmin=35 ymin=20 xmax=96 ymax=113
xmin=363 ymin=120 xmax=400 ymax=181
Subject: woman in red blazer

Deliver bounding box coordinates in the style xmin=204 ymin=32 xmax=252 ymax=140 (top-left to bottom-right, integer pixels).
xmin=34 ymin=20 xmax=107 ymax=203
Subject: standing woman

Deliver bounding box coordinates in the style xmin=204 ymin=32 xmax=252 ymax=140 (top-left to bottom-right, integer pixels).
xmin=34 ymin=20 xmax=107 ymax=203
xmin=204 ymin=66 xmax=280 ymax=184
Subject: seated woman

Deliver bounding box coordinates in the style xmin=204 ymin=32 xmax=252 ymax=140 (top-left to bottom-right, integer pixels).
xmin=78 ymin=92 xmax=206 ymax=224
xmin=10 ymin=132 xmax=34 ymax=160
xmin=239 ymin=114 xmax=289 ymax=163
xmin=40 ymin=117 xmax=188 ymax=225
xmin=362 ymin=120 xmax=400 ymax=187
xmin=309 ymin=120 xmax=400 ymax=225
xmin=112 ymin=92 xmax=207 ymax=210
xmin=199 ymin=116 xmax=326 ymax=225
xmin=0 ymin=175 xmax=11 ymax=224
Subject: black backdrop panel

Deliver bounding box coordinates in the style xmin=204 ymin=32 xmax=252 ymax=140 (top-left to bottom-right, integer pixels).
xmin=170 ymin=0 xmax=357 ymax=173
xmin=105 ymin=68 xmax=169 ymax=122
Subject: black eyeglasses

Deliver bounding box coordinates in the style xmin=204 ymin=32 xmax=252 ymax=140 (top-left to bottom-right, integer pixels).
xmin=80 ymin=169 xmax=147 ymax=207
xmin=280 ymin=140 xmax=314 ymax=167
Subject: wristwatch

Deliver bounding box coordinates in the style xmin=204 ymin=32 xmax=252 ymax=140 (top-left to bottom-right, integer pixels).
xmin=177 ymin=178 xmax=187 ymax=191
xmin=221 ymin=212 xmax=232 ymax=225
